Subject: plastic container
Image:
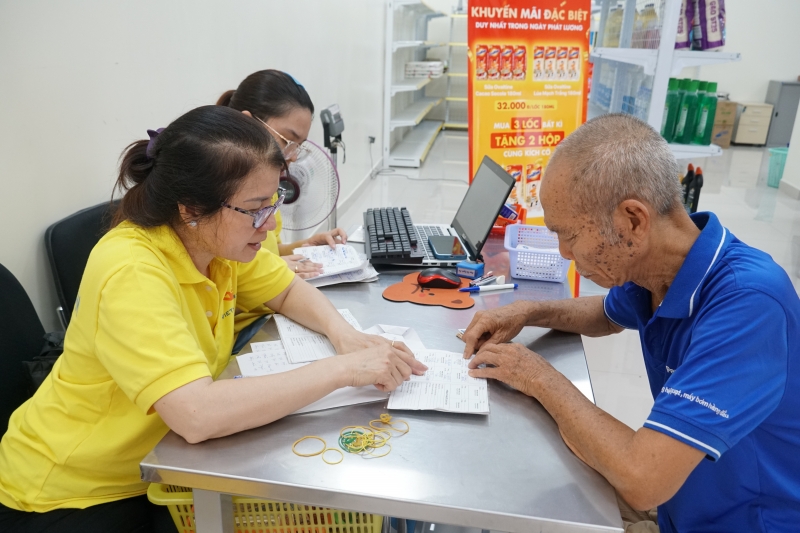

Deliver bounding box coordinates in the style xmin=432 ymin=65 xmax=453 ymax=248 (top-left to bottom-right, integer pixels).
xmin=661 ymin=78 xmax=680 ymax=142
xmin=674 ymin=80 xmax=700 ymax=144
xmin=692 ymin=82 xmax=717 ymax=145
xmin=504 ymin=225 xmax=570 ymax=282
xmin=767 ymin=148 xmax=789 ymax=188
xmin=147 ymin=483 xmax=382 ymax=533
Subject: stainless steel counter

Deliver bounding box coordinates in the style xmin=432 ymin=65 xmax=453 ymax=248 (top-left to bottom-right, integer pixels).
xmin=140 ymin=236 xmax=623 ymax=533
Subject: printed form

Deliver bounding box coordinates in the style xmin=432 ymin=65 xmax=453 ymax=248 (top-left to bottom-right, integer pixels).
xmin=236 ymin=341 xmax=387 ymax=413
xmin=388 ymin=350 xmax=489 ymax=414
xmin=293 ymin=244 xmax=366 ymax=277
xmin=274 ymin=309 xmax=362 ymax=363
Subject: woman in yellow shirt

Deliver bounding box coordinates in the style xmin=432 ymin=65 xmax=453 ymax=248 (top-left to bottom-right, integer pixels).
xmin=218 ymin=69 xmax=344 ymax=280
xmin=0 ymin=105 xmax=424 ymax=533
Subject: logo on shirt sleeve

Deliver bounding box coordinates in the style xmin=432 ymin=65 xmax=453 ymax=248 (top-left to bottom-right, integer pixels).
xmin=223 ymin=291 xmax=235 ymax=301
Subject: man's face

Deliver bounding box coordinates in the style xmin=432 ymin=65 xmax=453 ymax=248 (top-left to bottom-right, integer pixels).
xmin=540 ymin=163 xmax=636 ymax=289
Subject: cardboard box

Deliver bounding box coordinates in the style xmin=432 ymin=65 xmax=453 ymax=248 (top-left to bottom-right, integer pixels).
xmin=711 ymin=124 xmax=733 ymax=149
xmin=714 ymin=100 xmax=738 ymax=126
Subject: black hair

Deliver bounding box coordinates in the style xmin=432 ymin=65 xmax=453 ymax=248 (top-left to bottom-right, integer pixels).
xmin=217 ymin=69 xmax=314 ymax=121
xmin=113 ymin=105 xmax=285 ymax=227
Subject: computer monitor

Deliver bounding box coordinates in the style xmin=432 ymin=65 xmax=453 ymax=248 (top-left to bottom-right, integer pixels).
xmin=451 ymin=156 xmax=516 ymax=261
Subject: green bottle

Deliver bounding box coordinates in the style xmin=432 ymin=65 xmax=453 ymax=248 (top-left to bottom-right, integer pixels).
xmin=701 ymin=82 xmax=718 ymax=145
xmin=675 ymin=80 xmax=700 ymax=144
xmin=661 ymin=78 xmax=681 ymax=142
xmin=697 ymin=80 xmax=708 ymax=102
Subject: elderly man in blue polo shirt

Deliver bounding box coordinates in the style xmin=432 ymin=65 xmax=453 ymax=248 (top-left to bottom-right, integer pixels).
xmin=462 ymin=113 xmax=800 ymax=532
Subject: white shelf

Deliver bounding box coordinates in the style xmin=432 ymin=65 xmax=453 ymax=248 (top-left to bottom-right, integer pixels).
xmin=669 ymin=143 xmax=722 ymax=160
xmin=670 ymin=51 xmax=741 ymax=76
xmin=391 ymin=78 xmax=431 ymax=95
xmin=590 ymin=47 xmax=658 ymax=75
xmin=387 ymin=120 xmax=443 ymax=167
xmin=394 ymin=0 xmax=446 ymax=18
xmin=392 ymin=40 xmax=445 ymax=52
xmin=390 ymin=97 xmax=443 ymax=130
xmin=444 ymin=121 xmax=468 ymax=130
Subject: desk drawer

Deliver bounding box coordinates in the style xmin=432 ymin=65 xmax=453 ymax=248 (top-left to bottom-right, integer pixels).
xmin=737 ymin=114 xmax=772 ymax=128
xmin=740 ymin=104 xmax=773 ymax=118
xmin=734 ymin=124 xmax=769 ymax=145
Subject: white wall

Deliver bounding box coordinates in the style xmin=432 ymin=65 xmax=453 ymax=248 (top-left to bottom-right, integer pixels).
xmin=686 ymin=0 xmax=800 ymax=103
xmin=0 ymin=0 xmax=385 ymax=331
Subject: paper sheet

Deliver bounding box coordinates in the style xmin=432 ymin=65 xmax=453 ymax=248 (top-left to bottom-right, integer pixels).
xmin=236 ymin=343 xmax=387 ymax=414
xmin=293 ymin=244 xmax=366 ymax=277
xmin=388 ymin=350 xmax=489 ymax=414
xmin=363 ymin=325 xmax=426 ymax=355
xmin=307 ymin=265 xmax=379 ymax=288
xmin=274 ymin=309 xmax=362 ymax=363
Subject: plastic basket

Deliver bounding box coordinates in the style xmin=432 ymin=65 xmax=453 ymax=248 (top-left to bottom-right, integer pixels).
xmin=767 ymin=148 xmax=789 ymax=188
xmin=504 ymin=224 xmax=569 ymax=282
xmin=147 ymin=483 xmax=382 ymax=533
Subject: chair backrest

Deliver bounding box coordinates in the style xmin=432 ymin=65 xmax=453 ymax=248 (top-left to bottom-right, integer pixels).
xmin=0 ymin=263 xmax=45 ymax=433
xmin=44 ymin=201 xmax=119 ymax=324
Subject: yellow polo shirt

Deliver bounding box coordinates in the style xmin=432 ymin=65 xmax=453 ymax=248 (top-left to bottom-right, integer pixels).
xmin=0 ymin=221 xmax=294 ymax=512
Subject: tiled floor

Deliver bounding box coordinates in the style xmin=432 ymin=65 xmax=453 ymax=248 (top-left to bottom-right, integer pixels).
xmin=338 ymin=132 xmax=799 ymax=430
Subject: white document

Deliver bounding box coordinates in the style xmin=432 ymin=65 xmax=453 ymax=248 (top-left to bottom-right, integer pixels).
xmin=236 ymin=344 xmax=387 ymax=414
xmin=274 ymin=309 xmax=362 ymax=363
xmin=307 ymin=265 xmax=379 ymax=288
xmin=388 ymin=350 xmax=489 ymax=414
xmin=363 ymin=325 xmax=426 ymax=356
xmin=293 ymin=244 xmax=366 ymax=277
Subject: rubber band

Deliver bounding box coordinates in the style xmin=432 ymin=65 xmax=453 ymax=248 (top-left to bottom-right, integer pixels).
xmin=292 ymin=436 xmax=326 ymax=457
xmin=369 ymin=414 xmax=410 ymax=436
xmin=321 ymin=448 xmax=344 ymax=465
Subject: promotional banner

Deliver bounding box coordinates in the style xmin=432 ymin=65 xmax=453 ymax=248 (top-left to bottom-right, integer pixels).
xmin=468 ymin=0 xmax=591 ymax=225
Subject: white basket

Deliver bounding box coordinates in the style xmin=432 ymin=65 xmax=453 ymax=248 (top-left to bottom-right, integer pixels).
xmin=504 ymin=225 xmax=570 ymax=282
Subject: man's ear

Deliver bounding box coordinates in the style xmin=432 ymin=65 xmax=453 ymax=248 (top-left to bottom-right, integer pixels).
xmin=241 ymin=110 xmax=253 ymax=118
xmin=616 ymin=199 xmax=651 ymax=242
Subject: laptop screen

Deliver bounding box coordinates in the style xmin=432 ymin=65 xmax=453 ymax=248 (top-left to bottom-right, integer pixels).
xmin=451 ymin=156 xmax=516 ymax=260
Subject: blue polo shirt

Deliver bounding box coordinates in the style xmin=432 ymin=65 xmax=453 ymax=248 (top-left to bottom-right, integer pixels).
xmin=604 ymin=212 xmax=800 ymax=533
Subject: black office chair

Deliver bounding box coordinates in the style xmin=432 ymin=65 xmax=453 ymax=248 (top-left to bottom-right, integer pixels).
xmin=0 ymin=263 xmax=45 ymax=434
xmin=45 ymin=201 xmax=119 ymax=327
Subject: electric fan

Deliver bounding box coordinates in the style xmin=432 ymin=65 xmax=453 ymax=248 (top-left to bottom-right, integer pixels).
xmin=279 ymin=140 xmax=340 ymax=232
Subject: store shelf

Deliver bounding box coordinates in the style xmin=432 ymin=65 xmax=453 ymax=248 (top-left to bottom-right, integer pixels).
xmin=444 ymin=121 xmax=468 ymax=130
xmin=392 ymin=40 xmax=445 ymax=52
xmin=669 ymin=143 xmax=722 ymax=160
xmin=387 ymin=120 xmax=444 ymax=167
xmin=445 ymin=97 xmax=467 ymax=102
xmin=590 ymin=47 xmax=658 ymax=75
xmin=447 ymin=72 xmax=467 ymax=77
xmin=670 ymin=51 xmax=741 ymax=76
xmin=391 ymin=78 xmax=431 ymax=96
xmin=449 ymin=42 xmax=468 ymax=47
xmin=394 ymin=0 xmax=446 ymax=18
xmin=390 ymin=97 xmax=443 ymax=130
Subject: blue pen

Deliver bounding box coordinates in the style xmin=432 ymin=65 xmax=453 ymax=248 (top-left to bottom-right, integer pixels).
xmin=459 ymin=283 xmax=518 ymax=292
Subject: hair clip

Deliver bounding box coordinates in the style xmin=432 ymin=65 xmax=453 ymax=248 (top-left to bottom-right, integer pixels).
xmin=145 ymin=128 xmax=165 ymax=159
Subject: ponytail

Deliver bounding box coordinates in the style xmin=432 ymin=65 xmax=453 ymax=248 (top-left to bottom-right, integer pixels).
xmin=216 ymin=89 xmax=235 ymax=107
xmin=113 ymin=139 xmax=154 ymax=226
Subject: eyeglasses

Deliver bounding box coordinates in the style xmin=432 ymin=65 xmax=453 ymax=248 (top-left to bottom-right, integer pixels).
xmin=221 ymin=190 xmax=285 ymax=229
xmin=255 ymin=117 xmax=311 ymax=162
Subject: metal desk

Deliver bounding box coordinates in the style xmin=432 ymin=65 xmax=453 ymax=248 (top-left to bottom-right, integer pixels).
xmin=140 ymin=236 xmax=623 ymax=533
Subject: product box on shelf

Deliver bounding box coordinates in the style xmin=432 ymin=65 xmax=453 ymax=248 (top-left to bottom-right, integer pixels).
xmin=714 ymin=100 xmax=738 ymax=126
xmin=711 ymin=124 xmax=733 ymax=149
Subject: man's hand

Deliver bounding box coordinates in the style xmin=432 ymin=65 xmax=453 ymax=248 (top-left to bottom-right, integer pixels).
xmin=467 ymin=342 xmax=554 ymax=397
xmin=462 ymin=301 xmax=532 ymax=358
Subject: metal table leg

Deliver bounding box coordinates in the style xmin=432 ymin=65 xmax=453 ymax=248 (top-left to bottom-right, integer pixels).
xmin=193 ymin=489 xmax=233 ymax=533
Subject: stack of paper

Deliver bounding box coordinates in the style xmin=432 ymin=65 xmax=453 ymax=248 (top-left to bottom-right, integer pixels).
xmin=274 ymin=309 xmax=361 ymax=363
xmin=388 ymin=350 xmax=489 ymax=414
xmin=293 ymin=244 xmax=379 ymax=286
xmin=405 ymin=61 xmax=445 ymax=78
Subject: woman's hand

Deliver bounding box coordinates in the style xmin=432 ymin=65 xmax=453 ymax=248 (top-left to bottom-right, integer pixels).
xmin=338 ymin=343 xmax=427 ymax=392
xmin=305 ymin=228 xmax=348 ymax=249
xmin=282 ymin=254 xmax=323 ymax=279
xmin=334 ymin=331 xmax=427 ymax=377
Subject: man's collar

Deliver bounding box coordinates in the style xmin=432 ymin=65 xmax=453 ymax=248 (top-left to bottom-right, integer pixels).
xmin=657 ymin=212 xmax=731 ymax=319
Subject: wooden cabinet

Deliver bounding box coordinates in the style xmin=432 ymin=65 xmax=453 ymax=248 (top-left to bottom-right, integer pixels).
xmin=733 ymin=103 xmax=773 ymax=145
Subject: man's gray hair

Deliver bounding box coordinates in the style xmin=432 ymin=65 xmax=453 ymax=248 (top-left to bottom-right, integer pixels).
xmin=548 ymin=113 xmax=683 ymax=243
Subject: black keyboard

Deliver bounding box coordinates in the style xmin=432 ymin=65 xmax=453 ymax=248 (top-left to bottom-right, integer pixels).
xmin=364 ymin=207 xmax=426 ymax=265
